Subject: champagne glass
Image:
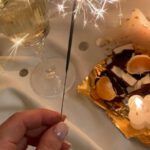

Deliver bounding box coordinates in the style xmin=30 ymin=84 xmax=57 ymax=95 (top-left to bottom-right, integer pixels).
xmin=0 ymin=0 xmax=76 ymax=98
xmin=0 ymin=0 xmax=49 ymax=45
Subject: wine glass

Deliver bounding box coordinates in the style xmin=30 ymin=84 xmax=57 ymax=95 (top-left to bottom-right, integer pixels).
xmin=0 ymin=0 xmax=76 ymax=98
xmin=0 ymin=0 xmax=49 ymax=45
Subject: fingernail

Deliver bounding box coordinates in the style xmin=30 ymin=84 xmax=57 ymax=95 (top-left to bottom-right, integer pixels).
xmin=54 ymin=122 xmax=68 ymax=140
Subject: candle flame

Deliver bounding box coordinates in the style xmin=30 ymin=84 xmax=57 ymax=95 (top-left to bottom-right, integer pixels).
xmin=128 ymin=95 xmax=150 ymax=130
xmin=128 ymin=95 xmax=143 ymax=109
xmin=134 ymin=97 xmax=143 ymax=109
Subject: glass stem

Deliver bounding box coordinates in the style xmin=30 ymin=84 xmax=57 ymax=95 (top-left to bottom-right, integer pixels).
xmin=35 ymin=40 xmax=46 ymax=61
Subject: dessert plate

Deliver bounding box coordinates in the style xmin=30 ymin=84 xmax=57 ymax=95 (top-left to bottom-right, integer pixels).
xmin=0 ymin=0 xmax=150 ymax=150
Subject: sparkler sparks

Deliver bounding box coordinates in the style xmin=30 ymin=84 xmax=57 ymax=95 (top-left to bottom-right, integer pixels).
xmin=55 ymin=0 xmax=121 ymax=26
xmin=4 ymin=0 xmax=122 ymax=57
xmin=57 ymin=3 xmax=66 ymax=13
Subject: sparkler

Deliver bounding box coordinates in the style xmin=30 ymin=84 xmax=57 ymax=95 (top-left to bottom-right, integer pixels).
xmin=6 ymin=0 xmax=122 ymax=56
xmin=59 ymin=0 xmax=122 ymax=115
xmin=56 ymin=0 xmax=122 ymax=26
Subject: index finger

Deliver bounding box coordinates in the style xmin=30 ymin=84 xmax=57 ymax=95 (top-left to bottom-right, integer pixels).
xmin=0 ymin=109 xmax=65 ymax=143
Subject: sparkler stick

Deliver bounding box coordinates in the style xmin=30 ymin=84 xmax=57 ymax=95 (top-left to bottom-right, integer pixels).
xmin=61 ymin=0 xmax=76 ymax=116
xmin=60 ymin=0 xmax=122 ymax=116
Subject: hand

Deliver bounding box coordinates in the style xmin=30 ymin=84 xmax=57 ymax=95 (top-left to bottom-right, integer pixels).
xmin=0 ymin=109 xmax=70 ymax=150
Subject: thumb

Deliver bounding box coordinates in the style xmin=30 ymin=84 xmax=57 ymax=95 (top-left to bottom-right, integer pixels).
xmin=36 ymin=122 xmax=68 ymax=150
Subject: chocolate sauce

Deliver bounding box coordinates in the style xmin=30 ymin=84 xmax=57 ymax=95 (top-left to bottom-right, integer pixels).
xmin=132 ymin=73 xmax=148 ymax=80
xmin=108 ymin=49 xmax=134 ymax=70
xmin=100 ymin=70 xmax=128 ymax=95
xmin=129 ymin=84 xmax=150 ymax=96
xmin=97 ymin=48 xmax=150 ymax=101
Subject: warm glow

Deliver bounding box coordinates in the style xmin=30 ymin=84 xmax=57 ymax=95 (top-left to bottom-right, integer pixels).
xmin=9 ymin=34 xmax=29 ymax=56
xmin=134 ymin=96 xmax=143 ymax=109
xmin=57 ymin=3 xmax=65 ymax=13
xmin=56 ymin=0 xmax=122 ymax=26
xmin=128 ymin=95 xmax=150 ymax=129
xmin=128 ymin=95 xmax=143 ymax=108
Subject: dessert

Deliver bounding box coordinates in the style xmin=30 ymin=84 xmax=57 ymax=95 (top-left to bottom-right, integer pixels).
xmin=78 ymin=9 xmax=150 ymax=146
xmin=78 ymin=43 xmax=150 ymax=145
xmin=122 ymin=9 xmax=150 ymax=54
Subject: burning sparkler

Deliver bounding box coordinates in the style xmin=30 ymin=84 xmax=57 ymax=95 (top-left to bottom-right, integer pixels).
xmin=6 ymin=0 xmax=122 ymax=56
xmin=55 ymin=0 xmax=122 ymax=26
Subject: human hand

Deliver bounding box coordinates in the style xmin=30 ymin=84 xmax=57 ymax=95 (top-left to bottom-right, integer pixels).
xmin=0 ymin=109 xmax=70 ymax=150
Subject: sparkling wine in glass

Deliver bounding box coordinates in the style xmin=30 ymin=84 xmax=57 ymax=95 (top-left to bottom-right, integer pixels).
xmin=0 ymin=0 xmax=76 ymax=98
xmin=0 ymin=0 xmax=49 ymax=45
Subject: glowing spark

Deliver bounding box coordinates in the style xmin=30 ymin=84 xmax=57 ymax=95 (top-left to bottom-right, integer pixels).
xmin=95 ymin=8 xmax=106 ymax=20
xmin=118 ymin=0 xmax=123 ymax=24
xmin=9 ymin=34 xmax=29 ymax=56
xmin=55 ymin=0 xmax=122 ymax=26
xmin=57 ymin=3 xmax=65 ymax=13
